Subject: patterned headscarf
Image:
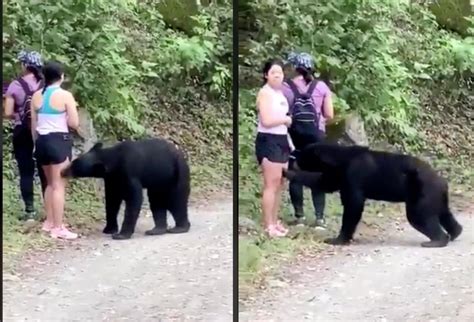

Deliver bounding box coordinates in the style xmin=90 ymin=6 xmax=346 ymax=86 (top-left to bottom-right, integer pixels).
xmin=17 ymin=50 xmax=43 ymax=68
xmin=286 ymin=51 xmax=314 ymax=70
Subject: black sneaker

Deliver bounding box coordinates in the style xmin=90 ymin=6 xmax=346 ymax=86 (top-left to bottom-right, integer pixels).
xmin=313 ymin=218 xmax=327 ymax=230
xmin=23 ymin=207 xmax=37 ymax=222
xmin=288 ymin=216 xmax=306 ymax=226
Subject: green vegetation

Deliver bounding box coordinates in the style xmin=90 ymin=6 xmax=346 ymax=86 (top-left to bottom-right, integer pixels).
xmin=2 ymin=0 xmax=232 ymax=265
xmin=239 ymin=0 xmax=473 ymax=293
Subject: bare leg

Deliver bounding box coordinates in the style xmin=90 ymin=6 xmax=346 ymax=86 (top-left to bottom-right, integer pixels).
xmin=49 ymin=158 xmax=70 ymax=228
xmin=49 ymin=158 xmax=77 ymax=239
xmin=41 ymin=165 xmax=54 ymax=230
xmin=261 ymin=158 xmax=287 ymax=237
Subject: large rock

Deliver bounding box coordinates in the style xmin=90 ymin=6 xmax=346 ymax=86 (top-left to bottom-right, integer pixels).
xmin=429 ymin=0 xmax=473 ymax=37
xmin=239 ymin=216 xmax=261 ymax=236
xmin=325 ymin=113 xmax=369 ymax=146
xmin=70 ymin=108 xmax=103 ymax=194
xmin=71 ymin=108 xmax=98 ymax=158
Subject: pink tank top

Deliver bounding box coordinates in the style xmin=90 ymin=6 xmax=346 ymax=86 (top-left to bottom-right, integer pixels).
xmin=257 ymin=84 xmax=289 ymax=135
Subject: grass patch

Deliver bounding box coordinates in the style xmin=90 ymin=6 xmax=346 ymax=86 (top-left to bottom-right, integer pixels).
xmin=239 ymin=192 xmax=344 ymax=297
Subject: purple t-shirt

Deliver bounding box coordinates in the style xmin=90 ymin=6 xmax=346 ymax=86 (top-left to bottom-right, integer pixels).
xmin=5 ymin=73 xmax=41 ymax=127
xmin=281 ymin=76 xmax=331 ymax=132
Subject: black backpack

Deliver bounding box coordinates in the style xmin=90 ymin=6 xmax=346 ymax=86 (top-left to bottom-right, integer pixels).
xmin=286 ymin=79 xmax=320 ymax=150
xmin=15 ymin=78 xmax=43 ymax=130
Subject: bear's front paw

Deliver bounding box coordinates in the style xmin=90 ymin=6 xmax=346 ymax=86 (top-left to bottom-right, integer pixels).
xmin=103 ymin=225 xmax=119 ymax=234
xmin=324 ymin=236 xmax=351 ymax=245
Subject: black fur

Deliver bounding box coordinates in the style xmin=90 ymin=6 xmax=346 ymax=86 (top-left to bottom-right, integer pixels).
xmin=283 ymin=143 xmax=463 ymax=248
xmin=62 ymin=138 xmax=191 ymax=240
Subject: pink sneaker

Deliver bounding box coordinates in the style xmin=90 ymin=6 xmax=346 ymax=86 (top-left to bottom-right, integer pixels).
xmin=275 ymin=220 xmax=289 ymax=234
xmin=42 ymin=221 xmax=54 ymax=232
xmin=50 ymin=226 xmax=78 ymax=240
xmin=42 ymin=221 xmax=66 ymax=232
xmin=265 ymin=224 xmax=287 ymax=238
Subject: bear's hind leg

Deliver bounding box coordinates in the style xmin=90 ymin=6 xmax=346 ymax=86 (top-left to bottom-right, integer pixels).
xmin=440 ymin=209 xmax=463 ymax=241
xmin=438 ymin=192 xmax=462 ymax=241
xmin=145 ymin=190 xmax=168 ymax=236
xmin=167 ymin=198 xmax=190 ymax=234
xmin=406 ymin=200 xmax=449 ymax=248
xmin=113 ymin=179 xmax=143 ymax=240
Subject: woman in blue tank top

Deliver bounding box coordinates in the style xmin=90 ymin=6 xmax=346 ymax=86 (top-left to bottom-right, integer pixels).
xmin=30 ymin=61 xmax=81 ymax=240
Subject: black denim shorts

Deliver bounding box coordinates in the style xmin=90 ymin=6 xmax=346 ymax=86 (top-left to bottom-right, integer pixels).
xmin=255 ymin=132 xmax=290 ymax=165
xmin=35 ymin=132 xmax=73 ymax=166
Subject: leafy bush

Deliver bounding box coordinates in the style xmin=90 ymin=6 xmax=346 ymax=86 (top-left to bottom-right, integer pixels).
xmin=3 ymin=0 xmax=232 ymax=137
xmin=240 ymin=0 xmax=472 ymax=143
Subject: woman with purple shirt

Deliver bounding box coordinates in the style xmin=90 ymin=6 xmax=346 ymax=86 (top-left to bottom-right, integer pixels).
xmin=4 ymin=50 xmax=47 ymax=221
xmin=281 ymin=52 xmax=334 ymax=229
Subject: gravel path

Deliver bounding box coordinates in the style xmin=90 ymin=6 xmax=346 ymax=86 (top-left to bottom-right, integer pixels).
xmin=3 ymin=197 xmax=233 ymax=322
xmin=240 ymin=208 xmax=474 ymax=322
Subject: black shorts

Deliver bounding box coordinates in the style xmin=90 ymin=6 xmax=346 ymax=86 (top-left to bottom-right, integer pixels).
xmin=255 ymin=132 xmax=290 ymax=165
xmin=35 ymin=132 xmax=73 ymax=166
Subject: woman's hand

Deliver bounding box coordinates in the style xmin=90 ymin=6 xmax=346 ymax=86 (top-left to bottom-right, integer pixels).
xmin=287 ymin=134 xmax=295 ymax=151
xmin=284 ymin=115 xmax=292 ymax=127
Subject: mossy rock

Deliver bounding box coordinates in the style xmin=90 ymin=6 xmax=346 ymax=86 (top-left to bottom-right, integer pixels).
xmin=326 ymin=113 xmax=369 ymax=146
xmin=429 ymin=0 xmax=473 ymax=37
xmin=157 ymin=0 xmax=211 ymax=35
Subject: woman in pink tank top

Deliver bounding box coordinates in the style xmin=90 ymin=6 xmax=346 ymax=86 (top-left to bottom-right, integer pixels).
xmin=255 ymin=59 xmax=294 ymax=238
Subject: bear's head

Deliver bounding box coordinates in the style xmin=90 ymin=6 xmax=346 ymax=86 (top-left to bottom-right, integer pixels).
xmin=61 ymin=142 xmax=108 ymax=178
xmin=294 ymin=143 xmax=333 ymax=172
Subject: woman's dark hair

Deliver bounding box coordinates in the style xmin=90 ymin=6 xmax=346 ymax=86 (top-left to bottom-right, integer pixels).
xmin=295 ymin=66 xmax=315 ymax=85
xmin=42 ymin=61 xmax=64 ymax=94
xmin=262 ymin=58 xmax=284 ymax=85
xmin=26 ymin=65 xmax=44 ymax=83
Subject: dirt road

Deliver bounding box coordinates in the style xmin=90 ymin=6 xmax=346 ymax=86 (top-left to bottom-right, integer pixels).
xmin=240 ymin=209 xmax=474 ymax=322
xmin=3 ymin=198 xmax=233 ymax=322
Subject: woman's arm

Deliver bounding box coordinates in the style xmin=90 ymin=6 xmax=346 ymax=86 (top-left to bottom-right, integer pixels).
xmin=3 ymin=82 xmax=19 ymax=119
xmin=65 ymin=91 xmax=80 ymax=130
xmin=322 ymin=87 xmax=334 ymax=120
xmin=30 ymin=91 xmax=40 ymax=141
xmin=287 ymin=134 xmax=295 ymax=151
xmin=4 ymin=96 xmax=15 ymax=119
xmin=257 ymin=89 xmax=291 ymax=128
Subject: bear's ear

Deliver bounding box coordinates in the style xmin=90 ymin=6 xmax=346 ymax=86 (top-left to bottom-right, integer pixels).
xmin=91 ymin=142 xmax=103 ymax=151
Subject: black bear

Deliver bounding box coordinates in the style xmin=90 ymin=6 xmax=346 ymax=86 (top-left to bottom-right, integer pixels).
xmin=283 ymin=143 xmax=463 ymax=248
xmin=62 ymin=138 xmax=191 ymax=240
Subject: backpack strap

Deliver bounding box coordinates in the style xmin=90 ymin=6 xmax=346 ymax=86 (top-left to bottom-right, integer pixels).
xmin=306 ymin=79 xmax=318 ymax=96
xmin=17 ymin=77 xmax=34 ymax=96
xmin=285 ymin=79 xmax=301 ymax=98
